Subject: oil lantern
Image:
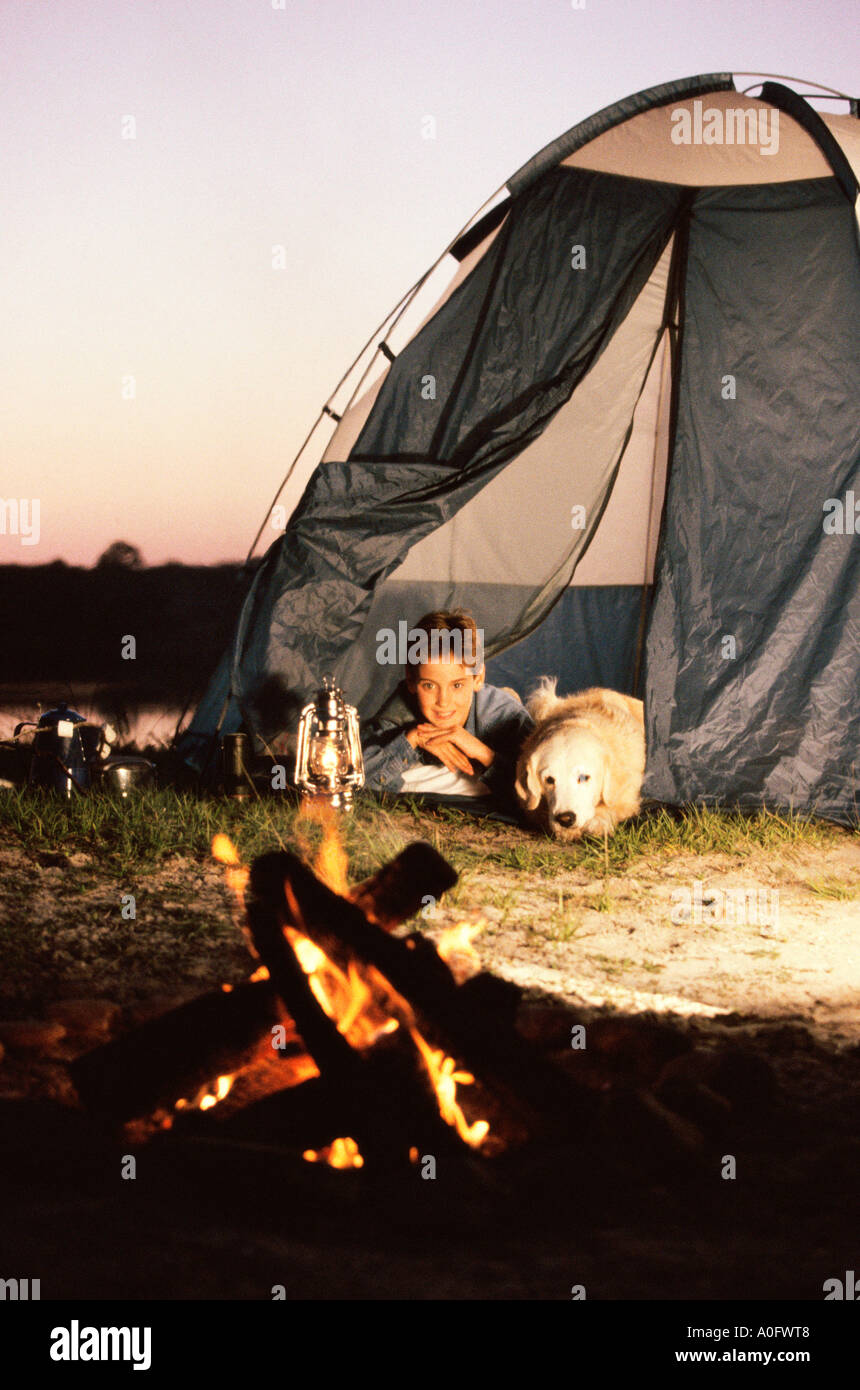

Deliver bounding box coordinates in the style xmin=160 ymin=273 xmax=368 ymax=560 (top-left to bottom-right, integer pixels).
xmin=293 ymin=677 xmax=364 ymax=811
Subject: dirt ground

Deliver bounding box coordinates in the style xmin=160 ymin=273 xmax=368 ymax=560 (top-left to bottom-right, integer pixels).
xmin=2 ymin=822 xmax=858 ymax=1048
xmin=1 ymin=813 xmax=859 ymax=1301
xmin=434 ymin=835 xmax=860 ymax=1050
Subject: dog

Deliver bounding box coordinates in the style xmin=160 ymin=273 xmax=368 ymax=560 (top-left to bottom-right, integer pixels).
xmin=515 ymin=681 xmax=645 ymax=840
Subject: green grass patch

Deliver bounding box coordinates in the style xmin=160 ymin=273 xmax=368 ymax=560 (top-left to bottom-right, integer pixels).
xmin=803 ymin=875 xmax=858 ymax=900
xmin=0 ymin=786 xmax=849 ymax=878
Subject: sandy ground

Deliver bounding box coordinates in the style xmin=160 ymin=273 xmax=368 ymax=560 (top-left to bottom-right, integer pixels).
xmin=427 ymin=837 xmax=860 ymax=1049
xmin=2 ymin=827 xmax=858 ymax=1048
xmin=1 ymin=819 xmax=858 ymax=1302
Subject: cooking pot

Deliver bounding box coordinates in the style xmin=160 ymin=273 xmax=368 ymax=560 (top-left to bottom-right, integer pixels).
xmin=98 ymin=756 xmax=155 ymax=797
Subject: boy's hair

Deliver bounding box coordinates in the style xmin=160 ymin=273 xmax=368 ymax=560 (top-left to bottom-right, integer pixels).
xmin=406 ymin=610 xmax=484 ymax=672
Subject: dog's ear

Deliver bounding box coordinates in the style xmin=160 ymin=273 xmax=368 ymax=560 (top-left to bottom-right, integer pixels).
xmin=526 ymin=676 xmax=559 ymax=723
xmin=514 ymin=750 xmax=542 ymax=811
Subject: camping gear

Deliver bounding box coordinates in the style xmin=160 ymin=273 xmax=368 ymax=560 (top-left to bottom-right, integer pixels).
xmin=97 ymin=756 xmax=155 ymax=798
xmin=19 ymin=704 xmax=107 ymax=797
xmin=220 ymin=733 xmax=250 ymax=799
xmin=294 ymin=678 xmax=365 ymax=811
xmin=178 ymin=73 xmax=860 ymax=825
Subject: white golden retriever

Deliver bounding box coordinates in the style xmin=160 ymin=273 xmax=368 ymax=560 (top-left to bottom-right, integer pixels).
xmin=515 ymin=681 xmax=646 ymax=840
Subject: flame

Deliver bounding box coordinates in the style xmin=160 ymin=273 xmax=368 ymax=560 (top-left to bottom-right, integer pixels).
xmin=284 ymin=920 xmax=397 ymax=1050
xmin=409 ymin=1029 xmax=489 ymax=1148
xmin=212 ymin=833 xmax=241 ymax=865
xmin=437 ymin=920 xmax=485 ymax=969
xmin=210 ymin=822 xmax=489 ymax=1162
xmin=296 ymin=800 xmax=350 ymax=895
xmin=200 ymin=1074 xmax=233 ymax=1109
xmin=211 ymin=834 xmax=250 ymax=909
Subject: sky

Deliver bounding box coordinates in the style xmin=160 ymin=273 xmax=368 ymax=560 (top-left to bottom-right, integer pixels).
xmin=1 ymin=0 xmax=856 ymax=566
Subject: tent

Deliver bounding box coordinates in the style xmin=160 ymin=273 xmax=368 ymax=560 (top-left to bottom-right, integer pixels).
xmin=179 ymin=73 xmax=860 ymax=825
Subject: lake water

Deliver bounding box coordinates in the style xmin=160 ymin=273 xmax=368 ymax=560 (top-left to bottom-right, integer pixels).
xmin=0 ymin=692 xmax=190 ymax=751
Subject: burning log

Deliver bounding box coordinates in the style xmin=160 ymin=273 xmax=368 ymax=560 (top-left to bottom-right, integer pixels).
xmin=246 ymin=874 xmax=360 ymax=1080
xmin=213 ymin=1048 xmax=480 ymax=1173
xmin=70 ymin=980 xmax=283 ymax=1121
xmin=250 ymin=850 xmax=594 ymax=1141
xmin=245 ymin=859 xmax=471 ymax=1169
xmin=348 ymin=842 xmax=458 ymax=930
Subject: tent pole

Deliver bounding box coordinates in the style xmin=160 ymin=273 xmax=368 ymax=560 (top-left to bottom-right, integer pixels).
xmin=242 ymin=188 xmax=511 ymax=567
xmin=631 ymin=331 xmax=672 ymax=698
xmin=733 ymin=72 xmax=852 ymax=99
xmin=631 ymin=197 xmax=693 ymax=698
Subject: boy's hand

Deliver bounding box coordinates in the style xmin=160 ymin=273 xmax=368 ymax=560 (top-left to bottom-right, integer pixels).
xmin=406 ymin=723 xmax=472 ymax=775
xmin=433 ymin=726 xmax=495 ymax=767
xmin=412 ymin=724 xmax=496 ymax=775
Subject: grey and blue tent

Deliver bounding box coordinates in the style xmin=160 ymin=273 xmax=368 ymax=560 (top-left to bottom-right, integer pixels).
xmin=180 ymin=73 xmax=860 ymax=824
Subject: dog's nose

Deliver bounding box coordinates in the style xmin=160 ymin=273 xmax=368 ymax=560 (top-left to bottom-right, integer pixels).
xmin=555 ymin=811 xmax=577 ymax=828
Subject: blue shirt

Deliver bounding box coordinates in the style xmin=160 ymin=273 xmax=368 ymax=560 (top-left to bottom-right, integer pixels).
xmin=360 ymin=681 xmax=534 ymax=800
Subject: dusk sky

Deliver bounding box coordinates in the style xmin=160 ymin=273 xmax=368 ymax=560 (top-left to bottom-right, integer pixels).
xmin=2 ymin=0 xmax=856 ymax=566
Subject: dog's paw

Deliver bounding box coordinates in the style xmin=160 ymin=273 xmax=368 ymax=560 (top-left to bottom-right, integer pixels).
xmin=583 ymin=803 xmax=618 ymax=838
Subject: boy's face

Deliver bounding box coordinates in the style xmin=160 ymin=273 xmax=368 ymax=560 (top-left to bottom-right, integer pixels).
xmin=407 ymin=659 xmax=485 ymax=730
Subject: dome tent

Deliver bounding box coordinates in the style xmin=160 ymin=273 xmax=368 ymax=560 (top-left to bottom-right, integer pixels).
xmin=179 ymin=73 xmax=860 ymax=825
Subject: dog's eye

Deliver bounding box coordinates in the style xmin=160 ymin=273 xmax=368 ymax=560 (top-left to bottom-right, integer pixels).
xmin=577 ymin=773 xmax=590 ymax=784
xmin=544 ymin=774 xmax=555 ymax=787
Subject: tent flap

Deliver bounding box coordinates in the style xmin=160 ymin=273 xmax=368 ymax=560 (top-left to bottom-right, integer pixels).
xmin=643 ymin=178 xmax=860 ymax=823
xmin=235 ymin=167 xmax=684 ymax=737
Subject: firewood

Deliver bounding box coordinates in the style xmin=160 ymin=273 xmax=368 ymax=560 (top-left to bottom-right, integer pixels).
xmin=45 ymin=999 xmax=121 ymax=1041
xmin=245 ymin=882 xmax=358 ymax=1078
xmin=216 ymin=1074 xmax=348 ymax=1148
xmin=348 ymin=841 xmax=459 ymax=930
xmin=69 ymin=980 xmax=282 ymax=1121
xmin=0 ymin=1020 xmax=67 ymax=1052
xmin=246 ymin=864 xmax=469 ymax=1168
xmin=214 ymin=1045 xmax=479 ymax=1172
xmin=250 ymin=850 xmax=595 ymax=1140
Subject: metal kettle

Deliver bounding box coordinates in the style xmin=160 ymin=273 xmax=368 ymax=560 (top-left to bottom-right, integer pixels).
xmin=15 ymin=703 xmax=108 ymax=797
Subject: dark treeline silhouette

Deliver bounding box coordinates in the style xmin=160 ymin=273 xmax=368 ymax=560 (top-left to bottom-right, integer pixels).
xmin=1 ymin=559 xmax=253 ymax=704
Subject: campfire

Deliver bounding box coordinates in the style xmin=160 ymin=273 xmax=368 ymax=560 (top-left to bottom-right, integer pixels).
xmin=9 ymin=807 xmax=824 ymax=1304
xmin=213 ymin=808 xmax=491 ymax=1166
xmin=69 ymin=810 xmax=597 ymax=1168
xmin=67 ymin=806 xmax=774 ymax=1198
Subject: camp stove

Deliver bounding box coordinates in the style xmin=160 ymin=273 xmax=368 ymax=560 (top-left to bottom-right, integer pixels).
xmin=294 ymin=677 xmax=364 ymax=811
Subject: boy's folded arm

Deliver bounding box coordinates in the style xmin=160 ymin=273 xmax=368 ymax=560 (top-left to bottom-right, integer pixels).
xmin=477 ymin=691 xmax=535 ymax=757
xmin=477 ymin=749 xmax=517 ymax=796
xmin=472 ymin=690 xmax=535 ymax=797
xmin=360 ymin=722 xmax=422 ymax=790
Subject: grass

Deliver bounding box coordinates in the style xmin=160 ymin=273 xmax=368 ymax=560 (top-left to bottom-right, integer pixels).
xmin=0 ymin=783 xmax=856 ymax=1021
xmin=803 ymin=875 xmax=858 ymax=900
xmin=0 ymin=786 xmax=851 ymax=879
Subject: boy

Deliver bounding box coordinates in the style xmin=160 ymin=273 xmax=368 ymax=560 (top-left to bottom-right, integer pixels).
xmin=361 ymin=610 xmax=534 ymax=802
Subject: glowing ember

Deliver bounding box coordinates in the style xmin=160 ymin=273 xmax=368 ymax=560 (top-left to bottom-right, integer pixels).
xmin=304 ymin=1137 xmax=364 ymax=1168
xmin=175 ymin=1073 xmax=234 ymax=1113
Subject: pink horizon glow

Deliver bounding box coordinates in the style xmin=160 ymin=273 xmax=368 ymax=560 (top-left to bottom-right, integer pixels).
xmin=1 ymin=0 xmax=855 ymax=567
